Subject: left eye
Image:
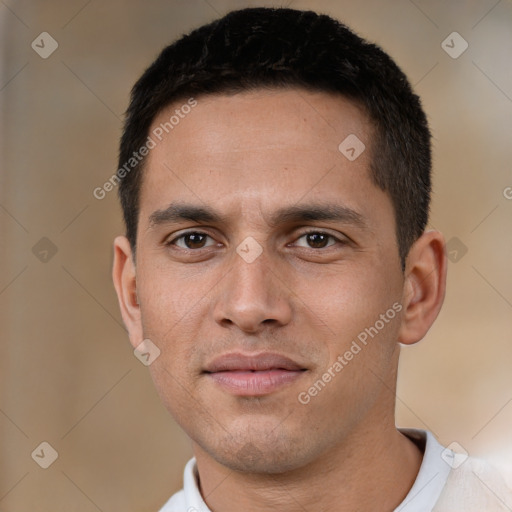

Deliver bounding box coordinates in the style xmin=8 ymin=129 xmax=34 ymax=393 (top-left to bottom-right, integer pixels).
xmin=294 ymin=232 xmax=338 ymax=249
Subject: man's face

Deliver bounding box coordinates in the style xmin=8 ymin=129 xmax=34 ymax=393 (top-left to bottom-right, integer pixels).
xmin=130 ymin=89 xmax=407 ymax=472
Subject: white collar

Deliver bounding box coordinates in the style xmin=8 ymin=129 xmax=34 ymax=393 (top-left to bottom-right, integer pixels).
xmin=394 ymin=428 xmax=452 ymax=511
xmin=160 ymin=429 xmax=452 ymax=511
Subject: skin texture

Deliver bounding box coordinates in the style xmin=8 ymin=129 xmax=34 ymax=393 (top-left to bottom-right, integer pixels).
xmin=113 ymin=88 xmax=447 ymax=511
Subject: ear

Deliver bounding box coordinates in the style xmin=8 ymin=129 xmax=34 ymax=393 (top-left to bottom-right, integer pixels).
xmin=397 ymin=230 xmax=447 ymax=345
xmin=112 ymin=235 xmax=143 ymax=349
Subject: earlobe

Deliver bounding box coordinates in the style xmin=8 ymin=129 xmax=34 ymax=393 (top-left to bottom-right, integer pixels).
xmin=112 ymin=236 xmax=143 ymax=348
xmin=397 ymin=230 xmax=447 ymax=345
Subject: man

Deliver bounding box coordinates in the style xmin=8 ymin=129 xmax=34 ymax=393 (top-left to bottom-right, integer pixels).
xmin=112 ymin=7 xmax=512 ymax=511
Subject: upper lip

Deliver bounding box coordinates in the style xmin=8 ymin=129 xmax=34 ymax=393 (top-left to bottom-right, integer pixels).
xmin=203 ymin=352 xmax=306 ymax=373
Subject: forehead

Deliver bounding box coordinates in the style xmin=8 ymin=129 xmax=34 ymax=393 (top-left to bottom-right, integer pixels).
xmin=148 ymin=88 xmax=371 ymax=163
xmin=139 ymin=88 xmax=387 ymax=229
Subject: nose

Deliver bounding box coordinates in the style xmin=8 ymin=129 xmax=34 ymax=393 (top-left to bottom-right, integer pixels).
xmin=212 ymin=245 xmax=293 ymax=334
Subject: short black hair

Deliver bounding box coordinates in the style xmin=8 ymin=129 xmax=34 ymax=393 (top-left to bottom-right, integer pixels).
xmin=118 ymin=7 xmax=431 ymax=268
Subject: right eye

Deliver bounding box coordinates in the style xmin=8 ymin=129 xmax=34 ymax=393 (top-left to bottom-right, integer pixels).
xmin=165 ymin=231 xmax=218 ymax=250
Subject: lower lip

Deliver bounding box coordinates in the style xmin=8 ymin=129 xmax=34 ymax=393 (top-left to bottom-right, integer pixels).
xmin=207 ymin=369 xmax=305 ymax=396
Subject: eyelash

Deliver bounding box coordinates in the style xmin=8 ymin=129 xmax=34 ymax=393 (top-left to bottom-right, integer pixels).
xmin=165 ymin=229 xmax=346 ymax=250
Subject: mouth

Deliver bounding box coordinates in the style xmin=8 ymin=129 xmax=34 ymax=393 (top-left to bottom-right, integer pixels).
xmin=203 ymin=352 xmax=308 ymax=396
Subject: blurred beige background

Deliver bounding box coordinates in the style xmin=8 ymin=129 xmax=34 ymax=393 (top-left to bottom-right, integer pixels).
xmin=1 ymin=0 xmax=511 ymax=510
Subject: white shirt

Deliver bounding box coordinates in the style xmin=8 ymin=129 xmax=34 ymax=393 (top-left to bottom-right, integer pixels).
xmin=159 ymin=429 xmax=512 ymax=511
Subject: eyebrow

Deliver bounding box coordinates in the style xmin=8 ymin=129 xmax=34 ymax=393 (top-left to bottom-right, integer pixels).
xmin=148 ymin=202 xmax=368 ymax=230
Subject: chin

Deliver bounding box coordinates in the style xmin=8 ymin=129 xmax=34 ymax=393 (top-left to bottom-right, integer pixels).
xmin=218 ymin=446 xmax=308 ymax=474
xmin=200 ymin=424 xmax=317 ymax=474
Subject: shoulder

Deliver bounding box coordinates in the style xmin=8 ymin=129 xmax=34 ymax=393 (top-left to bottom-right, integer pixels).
xmin=434 ymin=456 xmax=512 ymax=511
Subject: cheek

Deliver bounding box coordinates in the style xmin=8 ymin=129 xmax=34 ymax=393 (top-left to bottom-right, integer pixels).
xmin=137 ymin=271 xmax=212 ymax=390
xmin=147 ymin=362 xmax=199 ymax=432
xmin=138 ymin=262 xmax=204 ymax=331
xmin=298 ymin=265 xmax=395 ymax=337
xmin=295 ymin=263 xmax=402 ymax=391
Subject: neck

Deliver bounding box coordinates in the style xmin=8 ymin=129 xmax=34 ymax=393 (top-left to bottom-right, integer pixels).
xmin=193 ymin=420 xmax=423 ymax=512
